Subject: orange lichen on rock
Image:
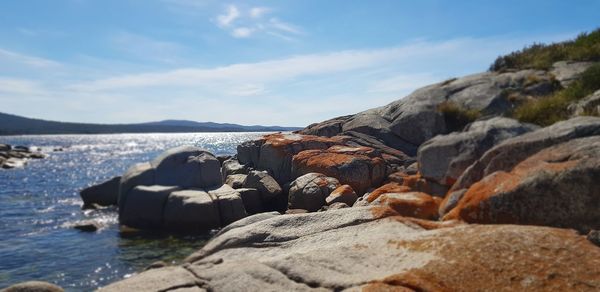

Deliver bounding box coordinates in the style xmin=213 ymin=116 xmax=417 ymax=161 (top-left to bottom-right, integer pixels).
xmin=375 ymin=192 xmax=441 ymax=220
xmin=366 ymin=182 xmax=412 ymax=202
xmin=444 ymin=143 xmax=584 ymax=225
xmin=367 ymin=224 xmax=600 ymax=291
xmin=291 ymin=145 xmax=386 ymax=195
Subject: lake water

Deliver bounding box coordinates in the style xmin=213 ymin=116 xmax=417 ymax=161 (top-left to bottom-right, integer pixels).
xmin=0 ymin=132 xmax=267 ymax=290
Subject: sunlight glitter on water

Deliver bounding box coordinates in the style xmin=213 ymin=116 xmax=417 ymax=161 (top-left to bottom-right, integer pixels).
xmin=0 ymin=132 xmax=269 ymax=290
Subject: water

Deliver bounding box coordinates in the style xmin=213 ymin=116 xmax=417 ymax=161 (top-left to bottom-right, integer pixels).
xmin=0 ymin=132 xmax=267 ymax=290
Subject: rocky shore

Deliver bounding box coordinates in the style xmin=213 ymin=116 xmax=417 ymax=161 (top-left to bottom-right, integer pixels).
xmin=0 ymin=144 xmax=47 ymax=169
xmin=5 ymin=58 xmax=600 ymax=291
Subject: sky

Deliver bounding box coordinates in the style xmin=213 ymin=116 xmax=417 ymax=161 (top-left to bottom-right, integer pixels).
xmin=0 ymin=0 xmax=599 ymax=127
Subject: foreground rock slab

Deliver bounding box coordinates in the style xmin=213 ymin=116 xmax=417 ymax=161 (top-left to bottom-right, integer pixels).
xmin=101 ymin=206 xmax=600 ymax=291
xmin=3 ymin=281 xmax=64 ymax=292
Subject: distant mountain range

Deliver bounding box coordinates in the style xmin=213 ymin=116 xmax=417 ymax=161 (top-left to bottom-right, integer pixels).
xmin=0 ymin=112 xmax=302 ymax=135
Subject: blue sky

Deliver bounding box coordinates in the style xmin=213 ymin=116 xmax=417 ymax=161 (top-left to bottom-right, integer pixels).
xmin=0 ymin=0 xmax=598 ymax=126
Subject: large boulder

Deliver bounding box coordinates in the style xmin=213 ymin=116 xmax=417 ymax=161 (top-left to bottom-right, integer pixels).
xmin=237 ymin=133 xmax=347 ymax=183
xmin=291 ymin=145 xmax=386 ymax=195
xmin=102 ymin=206 xmax=600 ymax=291
xmin=417 ymin=117 xmax=537 ymax=186
xmin=80 ymin=176 xmax=121 ymax=208
xmin=120 ymin=185 xmax=181 ymax=229
xmin=442 ymin=116 xmax=600 ymax=215
xmin=224 ymin=174 xmax=246 ymax=189
xmin=207 ymin=184 xmax=247 ymax=225
xmin=151 ymin=146 xmax=222 ymax=188
xmin=3 ymin=281 xmax=64 ymax=292
xmin=325 ymin=185 xmax=358 ymax=206
xmin=163 ymin=189 xmax=221 ymax=232
xmin=299 ymin=69 xmax=556 ymax=155
xmin=444 ymin=136 xmax=600 ymax=232
xmin=118 ymin=162 xmax=155 ymax=217
xmin=366 ymin=182 xmax=441 ymax=220
xmin=569 ymin=89 xmax=600 ymax=116
xmin=242 ymin=171 xmax=282 ymax=200
xmin=551 ymin=61 xmax=595 ymax=87
xmin=288 ymin=173 xmax=340 ymax=212
xmin=221 ymin=158 xmax=247 ymax=178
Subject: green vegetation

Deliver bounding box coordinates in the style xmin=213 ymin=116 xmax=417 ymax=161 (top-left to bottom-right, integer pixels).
xmin=514 ymin=63 xmax=600 ymax=126
xmin=490 ymin=28 xmax=600 ymax=71
xmin=437 ymin=101 xmax=481 ymax=131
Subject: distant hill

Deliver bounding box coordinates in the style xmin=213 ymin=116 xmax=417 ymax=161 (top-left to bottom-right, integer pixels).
xmin=0 ymin=112 xmax=302 ymax=135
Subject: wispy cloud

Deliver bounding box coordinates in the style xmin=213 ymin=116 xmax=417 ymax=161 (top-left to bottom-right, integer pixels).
xmin=0 ymin=77 xmax=46 ymax=95
xmin=0 ymin=48 xmax=61 ymax=68
xmin=217 ymin=4 xmax=240 ymax=27
xmin=214 ymin=4 xmax=303 ymax=40
xmin=110 ymin=32 xmax=185 ymax=64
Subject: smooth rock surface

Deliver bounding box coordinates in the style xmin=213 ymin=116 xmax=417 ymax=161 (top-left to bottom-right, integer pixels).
xmin=242 ymin=171 xmax=282 ymax=200
xmin=151 ymin=146 xmax=222 ymax=189
xmin=224 ymin=174 xmax=247 ymax=189
xmin=163 ymin=189 xmax=221 ymax=231
xmin=104 ymin=206 xmax=600 ymax=291
xmin=80 ymin=176 xmax=121 ymax=208
xmin=418 ymin=117 xmax=537 ymax=186
xmin=325 ymin=185 xmax=358 ymax=206
xmin=445 ymin=136 xmax=600 ymax=232
xmin=121 ymin=185 xmax=181 ymax=229
xmin=444 ymin=116 xmax=600 ymax=215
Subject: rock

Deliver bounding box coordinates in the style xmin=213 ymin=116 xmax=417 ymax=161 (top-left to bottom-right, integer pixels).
xmin=587 ymin=230 xmax=600 ymax=247
xmin=551 ymin=61 xmax=595 ymax=87
xmin=0 ymin=156 xmax=5 ymax=167
xmin=224 ymin=174 xmax=246 ymax=189
xmin=237 ymin=133 xmax=347 ymax=183
xmin=325 ymin=185 xmax=358 ymax=206
xmin=216 ymin=155 xmax=231 ymax=164
xmin=2 ymin=281 xmax=64 ymax=292
xmin=107 ymin=206 xmax=600 ymax=291
xmin=366 ymin=182 xmax=440 ymax=220
xmin=242 ymin=171 xmax=282 ymax=200
xmin=445 ymin=116 xmax=600 ymax=215
xmin=207 ymin=184 xmax=247 ymax=225
xmin=28 ymin=153 xmax=46 ymax=159
xmin=418 ymin=117 xmax=537 ymax=186
xmin=72 ymin=220 xmax=102 ymax=232
xmin=2 ymin=158 xmax=27 ymax=169
xmin=145 ymin=261 xmax=168 ymax=271
xmin=221 ymin=158 xmax=247 ymax=177
xmin=291 ymin=145 xmax=386 ymax=195
xmin=288 ymin=173 xmax=340 ymax=212
xmin=80 ymin=176 xmax=121 ymax=208
xmin=121 ymin=185 xmax=181 ymax=229
xmin=163 ymin=189 xmax=221 ymax=232
xmin=569 ymin=89 xmax=600 ymax=116
xmin=214 ymin=211 xmax=280 ymax=237
xmin=371 ymin=191 xmax=441 ymax=220
xmin=12 ymin=145 xmax=29 ymax=152
xmin=0 ymin=144 xmax=10 ymax=151
xmin=444 ymin=136 xmax=600 ymax=232
xmin=236 ymin=188 xmax=263 ymax=214
xmin=285 ymin=209 xmax=308 ymax=214
xmin=326 ymin=202 xmax=350 ymax=210
xmin=299 ymin=70 xmax=555 ymax=156
xmin=99 ymin=266 xmax=201 ymax=292
xmin=300 ymin=115 xmax=351 ymax=137
xmin=151 ymin=146 xmax=222 ymax=189
xmin=118 ymin=162 xmax=155 ymax=218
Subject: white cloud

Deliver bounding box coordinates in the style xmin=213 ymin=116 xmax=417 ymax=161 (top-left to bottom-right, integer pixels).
xmin=249 ymin=7 xmax=270 ymax=18
xmin=214 ymin=5 xmax=303 ymax=41
xmin=231 ymin=27 xmax=255 ymax=38
xmin=217 ymin=5 xmax=240 ymax=27
xmin=0 ymin=48 xmax=61 ymax=68
xmin=0 ymin=78 xmax=46 ymax=95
